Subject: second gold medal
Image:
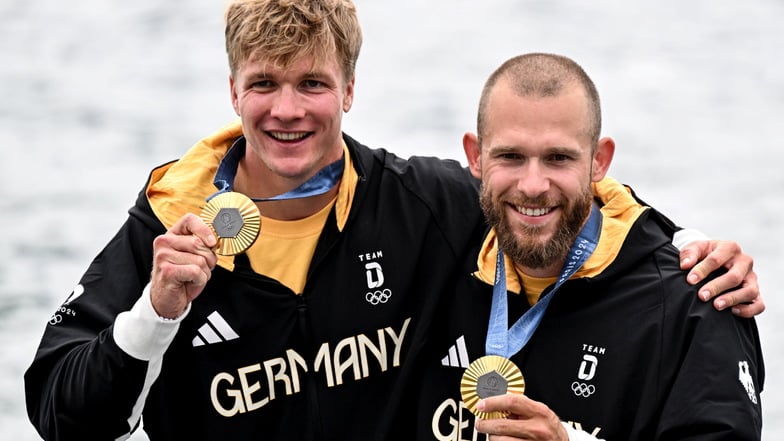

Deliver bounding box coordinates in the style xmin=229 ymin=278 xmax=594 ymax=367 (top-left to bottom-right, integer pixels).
xmin=460 ymin=355 xmax=525 ymax=419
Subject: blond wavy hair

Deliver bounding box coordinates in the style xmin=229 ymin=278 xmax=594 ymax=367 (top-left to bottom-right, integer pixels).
xmin=225 ymin=0 xmax=362 ymax=82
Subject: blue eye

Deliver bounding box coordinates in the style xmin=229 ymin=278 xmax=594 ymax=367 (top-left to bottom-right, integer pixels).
xmin=251 ymin=80 xmax=273 ymax=89
xmin=302 ymin=79 xmax=324 ymax=88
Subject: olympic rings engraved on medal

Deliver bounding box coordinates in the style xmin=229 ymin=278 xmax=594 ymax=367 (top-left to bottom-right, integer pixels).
xmin=571 ymin=381 xmax=596 ymax=397
xmin=365 ymin=288 xmax=392 ymax=305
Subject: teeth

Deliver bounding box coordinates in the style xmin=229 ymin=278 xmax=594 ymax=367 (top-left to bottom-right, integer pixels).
xmin=516 ymin=206 xmax=552 ymax=217
xmin=270 ymin=131 xmax=308 ymax=141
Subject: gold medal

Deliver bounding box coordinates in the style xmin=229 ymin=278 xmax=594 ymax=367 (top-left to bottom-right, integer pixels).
xmin=460 ymin=355 xmax=525 ymax=419
xmin=200 ymin=192 xmax=261 ymax=256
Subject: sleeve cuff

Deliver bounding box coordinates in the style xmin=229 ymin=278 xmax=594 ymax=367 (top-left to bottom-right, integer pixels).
xmin=113 ymin=284 xmax=191 ymax=361
xmin=562 ymin=422 xmax=604 ymax=441
xmin=672 ymin=227 xmax=709 ymax=251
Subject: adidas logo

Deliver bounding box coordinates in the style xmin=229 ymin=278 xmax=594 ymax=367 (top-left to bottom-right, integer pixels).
xmin=441 ymin=335 xmax=470 ymax=368
xmin=192 ymin=311 xmax=240 ymax=347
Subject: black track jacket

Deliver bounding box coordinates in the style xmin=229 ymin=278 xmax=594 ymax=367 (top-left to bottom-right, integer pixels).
xmin=418 ymin=182 xmax=764 ymax=440
xmin=25 ymin=124 xmax=486 ymax=440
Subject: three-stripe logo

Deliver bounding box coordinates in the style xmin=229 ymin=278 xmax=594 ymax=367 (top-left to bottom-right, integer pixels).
xmin=441 ymin=335 xmax=470 ymax=368
xmin=192 ymin=311 xmax=240 ymax=347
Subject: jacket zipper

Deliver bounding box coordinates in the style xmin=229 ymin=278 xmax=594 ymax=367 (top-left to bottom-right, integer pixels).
xmin=297 ymin=295 xmax=324 ymax=441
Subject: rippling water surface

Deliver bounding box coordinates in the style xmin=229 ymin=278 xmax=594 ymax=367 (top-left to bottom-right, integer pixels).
xmin=2 ymin=0 xmax=782 ymax=438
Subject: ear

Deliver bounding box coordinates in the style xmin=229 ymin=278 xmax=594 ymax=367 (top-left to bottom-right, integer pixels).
xmin=343 ymin=75 xmax=356 ymax=112
xmin=229 ymin=74 xmax=240 ymax=116
xmin=462 ymin=132 xmax=482 ymax=179
xmin=591 ymin=136 xmax=615 ymax=182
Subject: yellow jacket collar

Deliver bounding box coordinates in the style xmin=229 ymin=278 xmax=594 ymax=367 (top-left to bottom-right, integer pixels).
xmin=474 ymin=177 xmax=648 ymax=299
xmin=146 ymin=120 xmax=356 ymax=270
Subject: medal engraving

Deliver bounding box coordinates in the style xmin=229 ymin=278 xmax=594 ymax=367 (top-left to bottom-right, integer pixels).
xmin=460 ymin=355 xmax=525 ymax=419
xmin=476 ymin=370 xmax=508 ymax=399
xmin=200 ymin=192 xmax=261 ymax=256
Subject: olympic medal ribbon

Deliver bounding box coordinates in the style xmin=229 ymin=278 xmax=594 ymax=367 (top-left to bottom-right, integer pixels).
xmin=461 ymin=204 xmax=602 ymax=419
xmin=201 ymin=137 xmax=344 ymax=255
xmin=209 ymin=137 xmax=344 ymax=203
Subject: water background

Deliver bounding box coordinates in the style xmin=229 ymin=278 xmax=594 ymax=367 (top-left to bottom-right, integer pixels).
xmin=2 ymin=0 xmax=782 ymax=439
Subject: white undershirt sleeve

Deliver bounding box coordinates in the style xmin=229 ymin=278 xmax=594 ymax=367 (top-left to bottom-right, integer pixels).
xmin=672 ymin=227 xmax=709 ymax=251
xmin=112 ymin=284 xmax=190 ymax=439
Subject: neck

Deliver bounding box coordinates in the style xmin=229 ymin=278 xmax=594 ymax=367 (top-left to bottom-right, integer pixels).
xmin=233 ymin=156 xmax=341 ymax=221
xmin=254 ymin=187 xmax=339 ymax=221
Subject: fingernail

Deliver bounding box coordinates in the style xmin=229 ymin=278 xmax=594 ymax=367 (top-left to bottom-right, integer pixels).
xmin=715 ymin=299 xmax=726 ymax=310
xmin=681 ymin=257 xmax=692 ymax=267
xmin=476 ymin=400 xmax=486 ymax=411
xmin=732 ymin=307 xmax=741 ymax=315
xmin=699 ymin=289 xmax=710 ymax=301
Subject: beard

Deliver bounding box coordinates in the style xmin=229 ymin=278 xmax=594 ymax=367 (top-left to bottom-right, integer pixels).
xmin=480 ymin=184 xmax=593 ymax=270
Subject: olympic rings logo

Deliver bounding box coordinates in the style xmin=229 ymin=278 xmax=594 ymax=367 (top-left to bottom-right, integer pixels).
xmin=571 ymin=381 xmax=596 ymax=397
xmin=48 ymin=305 xmax=77 ymax=325
xmin=366 ymin=289 xmax=392 ymax=305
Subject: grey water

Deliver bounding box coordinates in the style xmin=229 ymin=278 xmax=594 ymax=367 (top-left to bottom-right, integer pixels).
xmin=2 ymin=0 xmax=782 ymax=439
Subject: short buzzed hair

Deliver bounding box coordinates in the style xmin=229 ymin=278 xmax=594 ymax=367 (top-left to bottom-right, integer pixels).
xmin=476 ymin=53 xmax=602 ymax=148
xmin=224 ymin=0 xmax=363 ymax=81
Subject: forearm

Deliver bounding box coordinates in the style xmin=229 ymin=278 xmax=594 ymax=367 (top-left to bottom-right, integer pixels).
xmin=24 ymin=216 xmax=170 ymax=439
xmin=26 ymin=287 xmax=183 ymax=440
xmin=26 ymin=326 xmax=150 ymax=439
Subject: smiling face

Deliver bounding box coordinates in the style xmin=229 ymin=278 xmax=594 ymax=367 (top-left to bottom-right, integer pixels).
xmin=464 ymin=77 xmax=613 ymax=276
xmin=229 ymin=52 xmax=354 ymax=195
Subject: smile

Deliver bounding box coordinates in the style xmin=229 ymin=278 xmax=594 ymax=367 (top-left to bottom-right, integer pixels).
xmin=268 ymin=131 xmax=310 ymax=141
xmin=515 ymin=206 xmax=554 ymax=217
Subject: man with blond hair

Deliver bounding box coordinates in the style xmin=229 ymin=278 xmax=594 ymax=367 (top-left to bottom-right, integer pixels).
xmin=25 ymin=2 xmax=762 ymax=440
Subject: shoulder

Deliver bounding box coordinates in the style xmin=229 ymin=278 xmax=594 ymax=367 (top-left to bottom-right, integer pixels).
xmin=343 ymin=133 xmax=485 ymax=247
xmin=344 ymin=133 xmax=479 ymax=199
